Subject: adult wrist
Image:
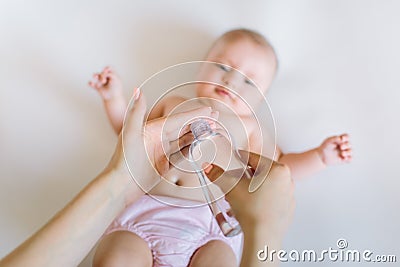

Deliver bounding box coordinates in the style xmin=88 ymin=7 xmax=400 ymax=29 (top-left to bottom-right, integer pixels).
xmin=99 ymin=166 xmax=143 ymax=208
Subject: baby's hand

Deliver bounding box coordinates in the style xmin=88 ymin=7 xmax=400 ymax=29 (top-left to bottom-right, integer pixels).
xmin=88 ymin=66 xmax=123 ymax=100
xmin=317 ymin=134 xmax=352 ymax=166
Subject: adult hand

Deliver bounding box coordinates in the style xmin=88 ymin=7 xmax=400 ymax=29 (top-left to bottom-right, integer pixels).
xmin=104 ymin=89 xmax=217 ymax=203
xmin=205 ymin=151 xmax=295 ymax=235
xmin=205 ymin=151 xmax=295 ymax=266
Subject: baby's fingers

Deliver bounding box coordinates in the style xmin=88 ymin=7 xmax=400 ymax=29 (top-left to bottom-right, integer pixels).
xmin=339 ymin=133 xmax=350 ymax=143
xmin=88 ymin=80 xmax=97 ymax=89
xmin=92 ymin=73 xmax=104 ymax=87
xmin=340 ymin=148 xmax=352 ymax=161
xmin=325 ymin=135 xmax=342 ymax=146
xmin=98 ymin=72 xmax=109 ymax=85
xmin=88 ymin=74 xmax=102 ymax=89
xmin=103 ymin=66 xmax=116 ymax=78
xmin=341 ymin=155 xmax=352 ymax=163
xmin=103 ymin=66 xmax=111 ymax=73
xmin=339 ymin=141 xmax=351 ymax=151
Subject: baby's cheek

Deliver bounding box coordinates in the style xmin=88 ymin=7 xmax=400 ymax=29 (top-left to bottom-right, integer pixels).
xmin=196 ymin=86 xmax=214 ymax=98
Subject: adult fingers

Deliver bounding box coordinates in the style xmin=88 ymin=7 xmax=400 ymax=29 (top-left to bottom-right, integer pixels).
xmin=204 ymin=163 xmax=246 ymax=194
xmin=162 ymin=107 xmax=215 ymax=139
xmin=123 ymin=89 xmax=146 ymax=136
xmin=168 ymin=132 xmax=194 ymax=155
xmin=238 ymin=150 xmax=275 ymax=192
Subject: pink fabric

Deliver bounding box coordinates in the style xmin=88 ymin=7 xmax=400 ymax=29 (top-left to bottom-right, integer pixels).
xmin=105 ymin=195 xmax=243 ymax=267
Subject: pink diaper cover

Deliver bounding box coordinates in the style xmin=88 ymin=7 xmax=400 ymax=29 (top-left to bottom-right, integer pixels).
xmin=104 ymin=195 xmax=243 ymax=267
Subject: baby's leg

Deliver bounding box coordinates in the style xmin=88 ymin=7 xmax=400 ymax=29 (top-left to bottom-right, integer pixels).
xmin=188 ymin=240 xmax=237 ymax=267
xmin=92 ymin=231 xmax=152 ymax=267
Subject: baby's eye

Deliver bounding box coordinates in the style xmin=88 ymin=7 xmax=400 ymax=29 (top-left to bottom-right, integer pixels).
xmin=216 ymin=63 xmax=231 ymax=72
xmin=244 ymin=79 xmax=256 ymax=87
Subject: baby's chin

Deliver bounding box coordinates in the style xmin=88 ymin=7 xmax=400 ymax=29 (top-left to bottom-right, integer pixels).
xmin=196 ymin=97 xmax=251 ymax=117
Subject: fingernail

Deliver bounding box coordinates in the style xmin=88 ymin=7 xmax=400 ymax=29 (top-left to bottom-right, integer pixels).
xmin=211 ymin=111 xmax=219 ymax=118
xmin=202 ymin=163 xmax=213 ymax=174
xmin=133 ymin=88 xmax=141 ymax=100
xmin=209 ymin=121 xmax=217 ymax=130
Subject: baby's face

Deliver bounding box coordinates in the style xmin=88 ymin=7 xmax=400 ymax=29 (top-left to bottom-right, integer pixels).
xmin=196 ymin=38 xmax=276 ymax=116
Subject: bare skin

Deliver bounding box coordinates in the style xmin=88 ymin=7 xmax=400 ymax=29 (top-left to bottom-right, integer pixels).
xmin=90 ymin=46 xmax=352 ymax=184
xmin=93 ymin=232 xmax=152 ymax=267
xmin=88 ymin=34 xmax=352 ymax=267
xmin=204 ymin=151 xmax=295 ymax=267
xmin=0 ymin=91 xmax=295 ymax=267
xmin=0 ymin=93 xmax=215 ymax=267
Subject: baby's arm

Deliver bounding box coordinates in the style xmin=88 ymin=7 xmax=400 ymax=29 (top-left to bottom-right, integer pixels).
xmin=88 ymin=66 xmax=127 ymax=134
xmin=278 ymin=134 xmax=352 ymax=180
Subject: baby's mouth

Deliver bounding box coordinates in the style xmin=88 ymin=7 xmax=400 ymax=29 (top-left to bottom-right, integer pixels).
xmin=214 ymin=87 xmax=233 ymax=99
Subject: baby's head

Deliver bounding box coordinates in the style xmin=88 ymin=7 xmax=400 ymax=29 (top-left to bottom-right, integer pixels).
xmin=196 ymin=29 xmax=277 ymax=116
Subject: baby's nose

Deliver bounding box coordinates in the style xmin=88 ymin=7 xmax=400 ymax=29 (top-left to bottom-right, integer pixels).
xmin=222 ymin=71 xmax=240 ymax=89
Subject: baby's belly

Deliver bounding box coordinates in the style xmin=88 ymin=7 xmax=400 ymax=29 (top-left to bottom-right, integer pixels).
xmin=152 ymin=100 xmax=253 ymax=200
xmin=149 ymin=166 xmax=228 ymax=202
xmin=149 ymin=169 xmax=203 ymax=201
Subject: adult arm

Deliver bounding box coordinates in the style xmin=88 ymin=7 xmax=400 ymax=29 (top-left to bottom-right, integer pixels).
xmin=0 ymin=91 xmax=214 ymax=267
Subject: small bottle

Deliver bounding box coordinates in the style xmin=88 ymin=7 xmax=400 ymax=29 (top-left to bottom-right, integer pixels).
xmin=189 ymin=119 xmax=252 ymax=237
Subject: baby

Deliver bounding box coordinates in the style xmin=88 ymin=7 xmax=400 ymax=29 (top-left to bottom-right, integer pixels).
xmin=89 ymin=29 xmax=352 ymax=267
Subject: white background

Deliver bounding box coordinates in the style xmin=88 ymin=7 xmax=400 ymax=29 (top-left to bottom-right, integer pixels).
xmin=1 ymin=0 xmax=399 ymax=266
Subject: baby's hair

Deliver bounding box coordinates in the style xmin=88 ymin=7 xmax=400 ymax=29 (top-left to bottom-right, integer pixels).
xmin=208 ymin=28 xmax=279 ymax=73
xmin=219 ymin=29 xmax=271 ymax=48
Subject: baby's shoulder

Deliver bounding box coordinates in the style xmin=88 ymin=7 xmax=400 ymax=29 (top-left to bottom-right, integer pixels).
xmin=156 ymin=95 xmax=187 ymax=108
xmin=161 ymin=95 xmax=190 ymax=116
xmin=148 ymin=95 xmax=188 ymax=119
xmin=240 ymin=115 xmax=259 ymax=133
xmin=164 ymin=95 xmax=187 ymax=104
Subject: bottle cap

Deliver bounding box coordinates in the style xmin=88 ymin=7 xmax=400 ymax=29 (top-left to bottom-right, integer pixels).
xmin=190 ymin=119 xmax=213 ymax=139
